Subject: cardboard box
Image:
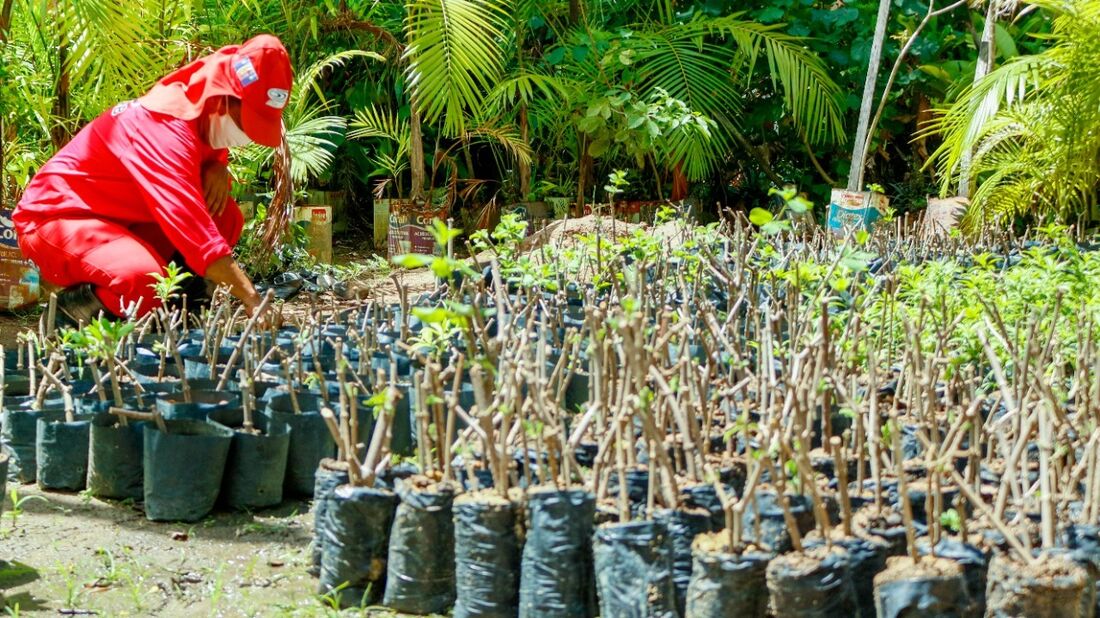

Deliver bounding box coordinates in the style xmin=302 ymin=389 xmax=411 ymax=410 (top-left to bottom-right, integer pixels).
xmin=827 ymin=189 xmax=888 ymax=233
xmin=293 ymin=205 xmax=333 ymax=264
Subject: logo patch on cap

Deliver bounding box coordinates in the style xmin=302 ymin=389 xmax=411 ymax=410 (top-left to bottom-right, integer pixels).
xmin=266 ymin=88 xmax=289 ymax=109
xmin=233 ymin=57 xmax=259 ymax=87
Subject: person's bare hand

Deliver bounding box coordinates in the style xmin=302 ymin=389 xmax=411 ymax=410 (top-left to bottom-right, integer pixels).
xmin=202 ymin=163 xmax=232 ymax=217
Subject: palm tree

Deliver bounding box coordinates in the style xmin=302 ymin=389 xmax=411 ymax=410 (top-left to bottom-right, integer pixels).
xmin=501 ymin=5 xmax=845 ymax=206
xmin=926 ymin=0 xmax=1100 ymax=228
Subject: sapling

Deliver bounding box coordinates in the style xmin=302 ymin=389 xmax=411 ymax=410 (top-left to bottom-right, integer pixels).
xmin=147 ymin=262 xmax=196 ymax=402
xmin=215 ymin=289 xmax=275 ymax=391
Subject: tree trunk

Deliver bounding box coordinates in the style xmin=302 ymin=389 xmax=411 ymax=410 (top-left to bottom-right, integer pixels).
xmin=569 ymin=0 xmax=582 ymax=24
xmin=0 ymin=0 xmax=13 ymax=42
xmin=576 ymin=145 xmax=592 ymax=217
xmin=518 ymin=104 xmax=531 ymax=199
xmin=670 ymin=164 xmax=688 ymax=201
xmin=847 ymin=0 xmax=892 ymax=192
xmin=0 ymin=0 xmax=11 ymax=206
xmin=960 ymin=1 xmax=998 ymax=199
xmin=409 ymin=96 xmax=425 ymax=201
xmin=50 ymin=0 xmax=71 ymax=149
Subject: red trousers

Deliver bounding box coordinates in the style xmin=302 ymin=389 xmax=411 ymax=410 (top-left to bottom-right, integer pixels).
xmin=17 ymin=204 xmax=243 ymax=318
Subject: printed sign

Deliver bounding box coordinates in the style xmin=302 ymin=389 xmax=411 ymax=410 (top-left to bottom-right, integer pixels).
xmin=0 ymin=209 xmax=40 ymax=310
xmin=388 ymin=201 xmax=449 ymax=257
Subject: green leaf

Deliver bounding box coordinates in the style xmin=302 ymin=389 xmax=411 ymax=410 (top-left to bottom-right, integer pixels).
xmin=392 ymin=254 xmax=435 ymax=269
xmin=588 ymin=137 xmax=611 ymax=157
xmin=787 ymin=196 xmax=812 ymax=214
xmin=545 ymin=47 xmax=566 ymax=65
xmin=412 ymin=307 xmax=450 ymax=323
xmin=994 ymin=23 xmax=1018 ymax=59
xmin=749 ymin=208 xmax=774 ymax=226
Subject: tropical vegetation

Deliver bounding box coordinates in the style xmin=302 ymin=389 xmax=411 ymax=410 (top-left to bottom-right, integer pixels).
xmin=1 ymin=0 xmax=1096 ymax=244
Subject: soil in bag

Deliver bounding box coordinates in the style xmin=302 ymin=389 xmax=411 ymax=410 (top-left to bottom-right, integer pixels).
xmin=765 ymin=544 xmax=858 ymax=617
xmin=318 ymin=484 xmax=398 ymax=608
xmin=453 ymin=491 xmax=521 ymax=618
xmin=266 ymin=393 xmax=335 ymax=497
xmin=593 ymin=519 xmax=678 ymax=618
xmin=685 ymin=532 xmax=772 ymax=618
xmin=519 ymin=486 xmax=597 ymax=618
xmin=985 ymin=553 xmax=1092 ymax=618
xmin=87 ymin=413 xmax=145 ymax=500
xmin=383 ymin=478 xmax=458 ymax=615
xmin=143 ymin=420 xmax=233 ymax=522
xmin=2 ymin=408 xmax=64 ymax=482
xmin=873 ymin=556 xmax=972 ymax=618
xmin=35 ymin=416 xmax=91 ymax=491
xmin=655 ymin=507 xmax=711 ymax=615
xmin=216 ymin=410 xmax=291 ymax=510
xmin=310 ymin=459 xmax=350 ymax=577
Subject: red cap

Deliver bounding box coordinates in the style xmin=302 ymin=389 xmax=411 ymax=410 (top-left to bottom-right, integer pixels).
xmin=140 ymin=34 xmax=294 ymax=147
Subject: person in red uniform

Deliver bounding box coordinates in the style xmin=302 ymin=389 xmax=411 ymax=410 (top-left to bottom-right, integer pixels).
xmin=13 ymin=34 xmax=292 ymax=325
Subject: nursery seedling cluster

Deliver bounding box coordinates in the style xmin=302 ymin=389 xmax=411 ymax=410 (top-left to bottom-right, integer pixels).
xmin=5 ymin=208 xmax=1100 ymax=617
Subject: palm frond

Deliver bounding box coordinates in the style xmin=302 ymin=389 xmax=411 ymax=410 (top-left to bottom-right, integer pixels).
xmin=465 ymin=122 xmax=533 ymax=166
xmin=349 ymin=104 xmax=411 ymax=144
xmin=293 ymin=49 xmax=386 ymax=109
xmin=693 ymin=14 xmax=846 ymax=145
xmin=403 ymin=0 xmax=510 ymax=137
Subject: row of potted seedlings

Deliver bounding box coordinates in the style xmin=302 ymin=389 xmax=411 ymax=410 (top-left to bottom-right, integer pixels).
xmin=4 ymin=218 xmax=1100 ymax=616
xmin=296 ymin=225 xmax=1100 ymax=617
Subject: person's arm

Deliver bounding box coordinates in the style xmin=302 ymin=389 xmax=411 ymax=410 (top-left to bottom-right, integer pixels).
xmin=205 ymin=255 xmax=261 ymax=315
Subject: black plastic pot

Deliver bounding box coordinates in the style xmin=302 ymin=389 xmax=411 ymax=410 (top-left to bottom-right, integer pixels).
xmin=215 ymin=410 xmax=291 ymax=510
xmin=593 ymin=519 xmax=678 ymax=617
xmin=2 ymin=407 xmax=65 ymax=482
xmin=87 ymin=413 xmax=145 ymax=500
xmin=765 ymin=545 xmax=859 ymax=617
xmin=317 ymin=484 xmax=398 ymax=608
xmin=681 ymin=482 xmax=736 ymax=532
xmin=383 ymin=480 xmax=458 ymax=615
xmin=743 ymin=491 xmax=815 ymax=553
xmin=0 ymin=452 xmax=6 ymax=516
xmin=917 ymin=538 xmax=990 ymax=616
xmin=266 ymin=393 xmax=335 ymax=497
xmin=453 ymin=493 xmax=521 ymax=618
xmin=155 ymin=390 xmax=239 ymax=422
xmin=685 ymin=535 xmax=771 ymax=617
xmin=873 ymin=556 xmax=972 ymax=618
xmin=655 ymin=507 xmax=711 ymax=615
xmin=985 ymin=553 xmax=1091 ymax=618
xmin=833 ymin=536 xmax=889 ymax=618
xmin=389 ymin=383 xmax=414 ymax=456
xmin=518 ymin=487 xmax=597 ymax=618
xmin=143 ymin=420 xmax=233 ymax=522
xmin=35 ymin=415 xmax=91 ymax=491
xmin=310 ymin=459 xmax=350 ymax=577
xmin=607 ymin=466 xmax=650 ymax=519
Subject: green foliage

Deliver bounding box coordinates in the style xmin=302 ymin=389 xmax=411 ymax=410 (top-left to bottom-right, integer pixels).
xmin=927 ymin=0 xmax=1100 ymax=227
xmin=235 ymin=201 xmax=313 ymax=278
xmin=148 ymin=262 xmax=192 ymax=303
